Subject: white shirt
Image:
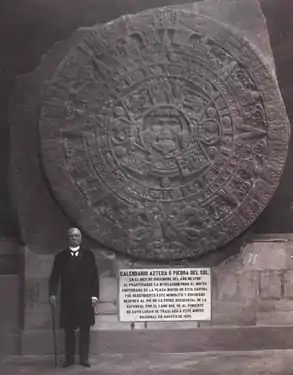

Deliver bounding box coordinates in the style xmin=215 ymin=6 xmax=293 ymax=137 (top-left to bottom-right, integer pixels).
xmin=69 ymin=246 xmax=80 ymax=257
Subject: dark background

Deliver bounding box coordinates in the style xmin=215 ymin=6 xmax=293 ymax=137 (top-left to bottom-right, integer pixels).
xmin=0 ymin=0 xmax=292 ymax=239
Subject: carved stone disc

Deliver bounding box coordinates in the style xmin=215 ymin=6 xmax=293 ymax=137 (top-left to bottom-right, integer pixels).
xmin=39 ymin=7 xmax=290 ymax=261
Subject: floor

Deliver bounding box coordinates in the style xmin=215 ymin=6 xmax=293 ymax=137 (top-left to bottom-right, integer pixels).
xmin=1 ymin=350 xmax=293 ymax=375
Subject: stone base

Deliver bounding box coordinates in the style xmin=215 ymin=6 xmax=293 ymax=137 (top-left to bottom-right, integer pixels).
xmin=0 ymin=333 xmax=21 ymax=356
xmin=5 ymin=350 xmax=293 ymax=375
xmin=19 ymin=235 xmax=293 ymax=354
xmin=20 ymin=326 xmax=293 ymax=355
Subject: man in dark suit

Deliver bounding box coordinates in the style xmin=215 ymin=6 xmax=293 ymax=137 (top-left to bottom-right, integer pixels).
xmin=49 ymin=228 xmax=99 ymax=368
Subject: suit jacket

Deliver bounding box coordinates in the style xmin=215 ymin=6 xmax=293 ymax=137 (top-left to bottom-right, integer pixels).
xmin=49 ymin=247 xmax=99 ymax=329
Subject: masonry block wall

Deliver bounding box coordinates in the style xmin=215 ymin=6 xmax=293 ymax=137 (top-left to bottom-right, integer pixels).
xmin=205 ymin=240 xmax=293 ymax=327
xmin=20 ymin=238 xmax=293 ymax=354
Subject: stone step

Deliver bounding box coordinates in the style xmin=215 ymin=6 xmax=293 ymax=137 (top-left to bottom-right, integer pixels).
xmin=21 ymin=326 xmax=293 ymax=355
xmin=4 ymin=350 xmax=293 ymax=375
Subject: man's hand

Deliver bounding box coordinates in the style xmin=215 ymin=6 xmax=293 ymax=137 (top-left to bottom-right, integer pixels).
xmin=50 ymin=295 xmax=57 ymax=305
xmin=91 ymin=296 xmax=98 ymax=305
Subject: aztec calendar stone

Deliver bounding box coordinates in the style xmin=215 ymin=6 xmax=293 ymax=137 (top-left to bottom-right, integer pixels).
xmin=39 ymin=7 xmax=290 ymax=261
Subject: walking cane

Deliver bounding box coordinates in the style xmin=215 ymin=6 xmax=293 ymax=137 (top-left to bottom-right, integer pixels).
xmin=50 ymin=302 xmax=58 ymax=367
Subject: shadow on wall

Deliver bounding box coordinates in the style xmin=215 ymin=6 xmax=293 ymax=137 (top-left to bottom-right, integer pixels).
xmin=0 ymin=0 xmax=198 ymax=240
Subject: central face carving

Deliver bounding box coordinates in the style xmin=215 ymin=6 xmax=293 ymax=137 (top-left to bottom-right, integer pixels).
xmin=107 ymin=74 xmax=222 ymax=196
xmin=39 ymin=7 xmax=290 ymax=261
xmin=141 ymin=106 xmax=190 ymax=158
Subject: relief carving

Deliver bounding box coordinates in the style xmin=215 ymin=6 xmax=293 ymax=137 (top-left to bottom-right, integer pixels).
xmin=39 ymin=7 xmax=290 ymax=261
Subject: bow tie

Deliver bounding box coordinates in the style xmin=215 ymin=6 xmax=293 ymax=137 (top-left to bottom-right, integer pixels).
xmin=70 ymin=251 xmax=79 ymax=257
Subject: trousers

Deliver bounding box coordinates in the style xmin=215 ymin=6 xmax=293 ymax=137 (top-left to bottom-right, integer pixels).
xmin=64 ymin=326 xmax=90 ymax=361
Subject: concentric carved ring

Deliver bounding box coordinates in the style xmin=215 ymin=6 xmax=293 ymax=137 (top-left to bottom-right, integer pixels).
xmin=39 ymin=7 xmax=290 ymax=261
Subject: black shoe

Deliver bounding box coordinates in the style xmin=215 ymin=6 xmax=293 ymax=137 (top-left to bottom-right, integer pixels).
xmin=80 ymin=360 xmax=91 ymax=367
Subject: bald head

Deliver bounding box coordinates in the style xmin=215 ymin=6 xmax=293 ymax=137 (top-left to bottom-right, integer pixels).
xmin=68 ymin=227 xmax=82 ymax=247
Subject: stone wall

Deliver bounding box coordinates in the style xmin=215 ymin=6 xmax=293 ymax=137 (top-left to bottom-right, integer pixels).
xmin=0 ymin=240 xmax=22 ymax=355
xmin=206 ymin=237 xmax=293 ymax=327
xmin=20 ymin=236 xmax=293 ymax=354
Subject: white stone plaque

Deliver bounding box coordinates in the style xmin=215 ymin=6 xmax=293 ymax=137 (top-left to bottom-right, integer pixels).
xmin=119 ymin=268 xmax=211 ymax=322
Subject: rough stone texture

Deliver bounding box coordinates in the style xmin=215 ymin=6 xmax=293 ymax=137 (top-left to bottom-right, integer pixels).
xmin=259 ymin=271 xmax=283 ymax=299
xmin=211 ymin=307 xmax=256 ymax=327
xmin=254 ymin=0 xmax=293 ymax=234
xmin=96 ymin=302 xmax=118 ymax=315
xmin=216 ymin=273 xmax=239 ymax=301
xmin=6 ymin=0 xmax=293 ymax=355
xmin=284 ymin=270 xmax=293 ymax=298
xmin=0 ymin=0 xmax=289 ymax=246
xmin=256 ymin=300 xmax=293 ymax=326
xmin=201 ymin=1 xmax=272 ymax=60
xmin=9 ymin=0 xmax=285 ymax=262
xmin=0 ymin=2 xmax=292 ymax=248
xmin=241 ymin=242 xmax=288 ymax=270
xmin=238 ymin=270 xmax=259 ymax=299
xmin=38 ymin=5 xmax=289 ymax=262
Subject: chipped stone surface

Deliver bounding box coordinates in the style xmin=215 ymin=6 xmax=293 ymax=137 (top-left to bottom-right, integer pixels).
xmin=237 ymin=271 xmax=259 ymax=300
xmin=10 ymin=0 xmax=288 ymax=263
xmin=39 ymin=4 xmax=289 ymax=262
xmin=241 ymin=242 xmax=288 ymax=270
xmin=259 ymin=271 xmax=283 ymax=299
xmin=284 ymin=271 xmax=293 ymax=298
